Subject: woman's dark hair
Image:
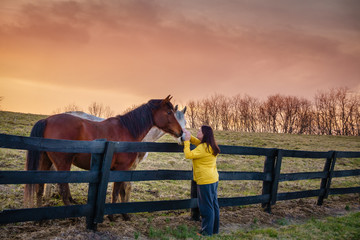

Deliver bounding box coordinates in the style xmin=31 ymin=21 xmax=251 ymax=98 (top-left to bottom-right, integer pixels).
xmin=201 ymin=125 xmax=220 ymax=156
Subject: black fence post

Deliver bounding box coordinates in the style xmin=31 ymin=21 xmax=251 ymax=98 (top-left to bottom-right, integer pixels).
xmin=261 ymin=149 xmax=276 ymax=213
xmin=317 ymin=151 xmax=336 ymax=206
xmin=93 ymin=141 xmax=115 ymax=224
xmin=269 ymin=149 xmax=282 ymax=207
xmin=86 ymin=139 xmax=108 ymax=231
xmin=86 ymin=153 xmax=102 ymax=230
xmin=190 ymin=179 xmax=200 ymax=221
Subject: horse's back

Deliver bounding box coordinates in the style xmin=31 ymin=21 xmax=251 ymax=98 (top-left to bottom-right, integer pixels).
xmin=44 ymin=114 xmax=92 ymax=140
xmin=44 ymin=114 xmax=129 ymax=142
xmin=65 ymin=111 xmax=104 ymax=122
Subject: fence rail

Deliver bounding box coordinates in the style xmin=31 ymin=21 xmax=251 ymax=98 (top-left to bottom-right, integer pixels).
xmin=0 ymin=133 xmax=359 ymax=230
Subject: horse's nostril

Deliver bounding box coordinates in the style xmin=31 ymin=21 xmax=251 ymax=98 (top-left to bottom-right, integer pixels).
xmin=180 ymin=132 xmax=186 ymax=141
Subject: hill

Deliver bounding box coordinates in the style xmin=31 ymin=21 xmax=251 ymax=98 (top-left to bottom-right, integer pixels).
xmin=0 ymin=110 xmax=359 ymax=239
xmin=0 ymin=111 xmax=46 ymax=136
xmin=2 ymin=110 xmax=358 ymax=151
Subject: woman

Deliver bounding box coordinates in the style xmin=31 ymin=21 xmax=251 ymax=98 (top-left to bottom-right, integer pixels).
xmin=183 ymin=125 xmax=220 ymax=236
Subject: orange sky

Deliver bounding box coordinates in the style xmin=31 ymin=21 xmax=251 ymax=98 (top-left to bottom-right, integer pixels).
xmin=0 ymin=0 xmax=359 ymax=115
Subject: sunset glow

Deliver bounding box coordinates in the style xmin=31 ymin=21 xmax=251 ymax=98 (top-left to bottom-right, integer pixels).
xmin=1 ymin=0 xmax=359 ymax=115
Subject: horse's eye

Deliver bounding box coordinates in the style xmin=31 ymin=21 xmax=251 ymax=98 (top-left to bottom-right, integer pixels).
xmin=168 ymin=111 xmax=172 ymax=115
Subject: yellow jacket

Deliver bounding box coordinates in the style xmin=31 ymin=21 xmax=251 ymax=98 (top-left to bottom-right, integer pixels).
xmin=184 ymin=136 xmax=219 ymax=185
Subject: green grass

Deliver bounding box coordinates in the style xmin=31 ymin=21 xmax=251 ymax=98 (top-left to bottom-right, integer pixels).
xmin=148 ymin=224 xmax=199 ymax=240
xmin=0 ymin=110 xmax=359 ymax=239
xmin=0 ymin=111 xmax=46 ymax=136
xmin=128 ymin=212 xmax=360 ymax=240
xmin=0 ymin=110 xmax=359 ymax=205
xmin=270 ymin=211 xmax=360 ymax=240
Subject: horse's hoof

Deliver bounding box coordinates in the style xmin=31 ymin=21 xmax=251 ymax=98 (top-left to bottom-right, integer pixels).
xmin=122 ymin=214 xmax=131 ymax=221
xmin=108 ymin=215 xmax=116 ymax=222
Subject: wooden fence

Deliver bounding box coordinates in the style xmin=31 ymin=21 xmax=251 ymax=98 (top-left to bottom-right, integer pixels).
xmin=0 ymin=133 xmax=359 ymax=230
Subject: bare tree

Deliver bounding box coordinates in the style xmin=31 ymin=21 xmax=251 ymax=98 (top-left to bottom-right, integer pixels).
xmin=103 ymin=106 xmax=115 ymax=118
xmin=88 ymin=102 xmax=103 ymax=117
xmin=258 ymin=104 xmax=268 ymax=133
xmin=295 ymin=98 xmax=314 ymax=134
xmin=354 ymin=94 xmax=360 ymax=136
xmin=334 ymin=87 xmax=359 ymax=135
xmin=64 ymin=103 xmax=82 ymax=112
xmin=198 ymin=98 xmax=211 ymax=126
xmin=53 ymin=103 xmax=83 ymax=114
xmin=218 ymin=95 xmax=232 ymax=131
xmin=247 ymin=95 xmax=259 ymax=132
xmin=239 ymin=95 xmax=259 ymax=132
xmin=314 ymin=92 xmax=327 ymax=135
xmin=264 ymin=94 xmax=283 ymax=133
xmin=187 ymin=100 xmax=198 ymax=128
xmin=237 ymin=96 xmax=249 ymax=131
xmin=315 ymin=89 xmax=337 ymax=135
xmin=278 ymin=96 xmax=301 ymax=134
xmin=231 ymin=94 xmax=242 ymax=131
xmin=208 ymin=94 xmax=222 ymax=130
xmin=88 ymin=102 xmax=115 ymax=118
xmin=182 ymin=88 xmax=359 ymax=136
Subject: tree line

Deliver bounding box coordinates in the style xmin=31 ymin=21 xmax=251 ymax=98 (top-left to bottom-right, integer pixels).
xmin=185 ymin=88 xmax=360 ymax=136
xmin=53 ymin=102 xmax=114 ymax=118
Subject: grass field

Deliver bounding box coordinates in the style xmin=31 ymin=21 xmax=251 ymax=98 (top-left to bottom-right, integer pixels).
xmin=0 ymin=110 xmax=359 ymax=239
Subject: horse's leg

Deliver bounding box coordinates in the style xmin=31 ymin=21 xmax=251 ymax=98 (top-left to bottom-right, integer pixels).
xmin=36 ymin=152 xmax=52 ymax=207
xmin=108 ymin=181 xmax=123 ymax=221
xmin=109 ymin=152 xmax=139 ymax=221
xmin=117 ymin=153 xmax=144 ymax=221
xmin=48 ymin=153 xmax=75 ymax=205
xmin=44 ymin=164 xmax=56 ymax=201
xmin=57 ymin=183 xmax=75 ymax=205
xmin=118 ymin=154 xmax=142 ymax=221
xmin=68 ymin=189 xmax=77 ymax=204
xmin=119 ymin=181 xmax=132 ymax=221
xmin=115 ymin=154 xmax=142 ymax=221
xmin=44 ymin=165 xmax=77 ymax=204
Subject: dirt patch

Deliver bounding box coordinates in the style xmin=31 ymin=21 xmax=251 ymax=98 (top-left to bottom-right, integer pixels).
xmin=2 ymin=194 xmax=359 ymax=239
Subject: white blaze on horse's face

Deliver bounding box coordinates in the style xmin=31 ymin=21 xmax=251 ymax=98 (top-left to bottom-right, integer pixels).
xmin=174 ymin=105 xmax=187 ymax=144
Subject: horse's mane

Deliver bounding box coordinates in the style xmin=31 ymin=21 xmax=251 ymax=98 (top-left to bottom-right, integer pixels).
xmin=117 ymin=99 xmax=174 ymax=139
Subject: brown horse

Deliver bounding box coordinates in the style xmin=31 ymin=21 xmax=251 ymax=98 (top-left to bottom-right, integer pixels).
xmin=24 ymin=96 xmax=183 ymax=215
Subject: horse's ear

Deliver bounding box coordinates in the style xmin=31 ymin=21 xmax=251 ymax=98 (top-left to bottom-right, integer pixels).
xmin=182 ymin=106 xmax=187 ymax=114
xmin=161 ymin=95 xmax=172 ymax=104
xmin=163 ymin=95 xmax=172 ymax=103
xmin=174 ymin=105 xmax=178 ymax=111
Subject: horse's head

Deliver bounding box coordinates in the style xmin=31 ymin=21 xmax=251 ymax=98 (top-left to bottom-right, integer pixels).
xmin=174 ymin=105 xmax=187 ymax=129
xmin=174 ymin=105 xmax=187 ymax=143
xmin=151 ymin=95 xmax=183 ymax=138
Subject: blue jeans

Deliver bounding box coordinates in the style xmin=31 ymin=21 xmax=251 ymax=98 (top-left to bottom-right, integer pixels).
xmin=197 ymin=182 xmax=220 ymax=235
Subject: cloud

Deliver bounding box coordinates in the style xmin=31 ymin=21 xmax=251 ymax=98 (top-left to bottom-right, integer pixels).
xmin=0 ymin=0 xmax=359 ymax=114
xmin=0 ymin=2 xmax=92 ymax=44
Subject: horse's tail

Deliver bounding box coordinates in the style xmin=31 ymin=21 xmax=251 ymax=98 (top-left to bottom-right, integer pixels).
xmin=24 ymin=119 xmax=47 ymax=208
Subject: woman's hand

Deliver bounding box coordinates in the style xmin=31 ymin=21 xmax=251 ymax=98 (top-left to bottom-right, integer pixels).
xmin=183 ymin=128 xmax=191 ymax=141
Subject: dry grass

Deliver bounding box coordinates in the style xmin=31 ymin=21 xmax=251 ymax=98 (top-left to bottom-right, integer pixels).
xmin=1 ymin=110 xmax=359 ymax=239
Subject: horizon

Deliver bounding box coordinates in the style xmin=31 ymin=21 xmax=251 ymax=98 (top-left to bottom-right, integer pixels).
xmin=0 ymin=87 xmax=357 ymax=117
xmin=1 ymin=0 xmax=359 ymax=115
